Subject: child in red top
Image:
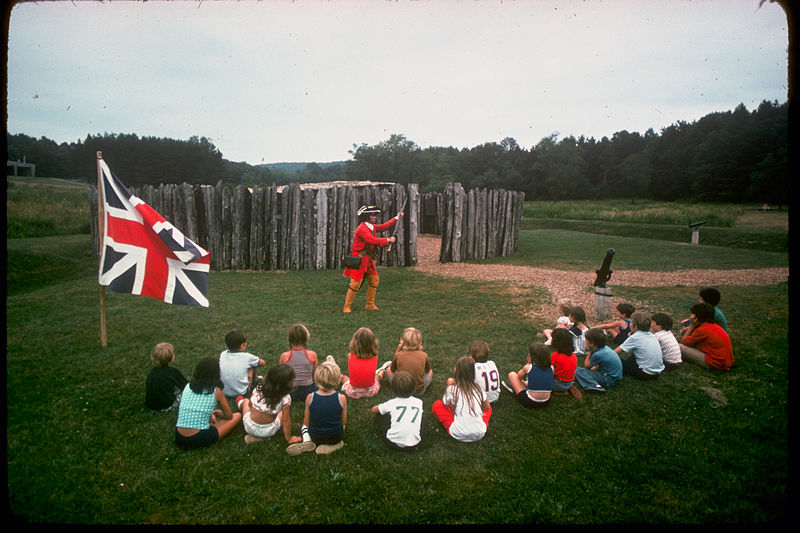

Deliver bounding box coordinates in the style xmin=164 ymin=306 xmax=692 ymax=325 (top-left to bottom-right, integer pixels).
xmin=340 ymin=327 xmax=382 ymax=398
xmin=549 ymin=328 xmax=581 ymax=399
xmin=679 ymin=303 xmax=734 ymax=370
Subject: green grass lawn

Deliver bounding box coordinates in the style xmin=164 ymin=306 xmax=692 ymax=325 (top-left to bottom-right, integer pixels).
xmin=6 ymin=227 xmax=788 ymax=524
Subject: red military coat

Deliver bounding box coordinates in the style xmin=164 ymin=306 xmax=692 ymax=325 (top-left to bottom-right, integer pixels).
xmin=343 ymin=218 xmax=398 ymax=282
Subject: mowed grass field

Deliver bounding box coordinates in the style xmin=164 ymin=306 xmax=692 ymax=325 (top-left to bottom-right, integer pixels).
xmin=6 ymin=180 xmax=789 ymax=524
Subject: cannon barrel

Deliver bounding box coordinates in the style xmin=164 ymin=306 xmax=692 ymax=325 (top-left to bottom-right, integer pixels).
xmin=593 ymin=248 xmax=616 ymax=288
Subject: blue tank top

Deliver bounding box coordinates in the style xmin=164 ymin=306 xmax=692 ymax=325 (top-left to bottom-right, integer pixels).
xmin=308 ymin=390 xmax=343 ymax=439
xmin=527 ymin=364 xmax=554 ymax=393
xmin=615 ymin=318 xmax=631 ymax=344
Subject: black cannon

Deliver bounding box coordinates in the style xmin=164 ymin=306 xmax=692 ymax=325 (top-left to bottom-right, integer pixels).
xmin=689 ymin=220 xmax=707 ymax=244
xmin=593 ymin=248 xmax=616 ymax=288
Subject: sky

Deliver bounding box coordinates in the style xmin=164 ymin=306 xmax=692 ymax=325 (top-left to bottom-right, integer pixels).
xmin=6 ymin=0 xmax=789 ymax=165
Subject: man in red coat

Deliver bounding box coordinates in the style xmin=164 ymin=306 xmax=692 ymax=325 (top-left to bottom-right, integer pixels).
xmin=343 ymin=205 xmax=403 ymax=313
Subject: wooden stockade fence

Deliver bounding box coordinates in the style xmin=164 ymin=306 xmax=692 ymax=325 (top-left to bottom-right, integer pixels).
xmin=89 ymin=180 xmax=523 ymax=271
xmin=438 ymin=182 xmax=525 ymax=263
xmin=90 ymin=181 xmax=418 ymax=271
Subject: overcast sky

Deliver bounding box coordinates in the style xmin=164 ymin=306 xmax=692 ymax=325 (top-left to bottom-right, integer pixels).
xmin=6 ymin=0 xmax=789 ymax=164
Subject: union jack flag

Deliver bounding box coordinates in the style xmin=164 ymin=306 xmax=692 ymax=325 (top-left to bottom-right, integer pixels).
xmin=98 ymin=159 xmax=210 ymax=307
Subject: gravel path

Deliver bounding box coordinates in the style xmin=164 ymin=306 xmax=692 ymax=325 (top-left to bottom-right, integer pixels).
xmin=410 ymin=234 xmax=789 ymax=321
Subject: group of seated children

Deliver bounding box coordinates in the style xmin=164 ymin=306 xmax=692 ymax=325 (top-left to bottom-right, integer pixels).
xmin=513 ymin=288 xmax=733 ymax=401
xmin=148 ymin=288 xmax=732 ymax=453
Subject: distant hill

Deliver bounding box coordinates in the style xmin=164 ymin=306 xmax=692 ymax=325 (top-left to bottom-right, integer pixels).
xmin=257 ymin=161 xmax=348 ymax=173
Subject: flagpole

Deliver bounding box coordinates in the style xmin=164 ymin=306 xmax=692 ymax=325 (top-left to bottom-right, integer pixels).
xmin=97 ymin=151 xmax=108 ymax=348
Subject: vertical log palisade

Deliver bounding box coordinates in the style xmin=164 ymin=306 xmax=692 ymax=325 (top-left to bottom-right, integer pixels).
xmin=90 ymin=181 xmax=523 ymax=270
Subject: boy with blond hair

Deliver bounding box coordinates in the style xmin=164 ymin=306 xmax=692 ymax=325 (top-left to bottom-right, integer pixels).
xmin=145 ymin=342 xmax=188 ymax=411
xmin=287 ymin=356 xmax=348 ymax=456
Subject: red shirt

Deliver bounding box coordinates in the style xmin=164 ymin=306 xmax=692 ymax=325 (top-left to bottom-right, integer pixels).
xmin=681 ymin=322 xmax=733 ymax=370
xmin=347 ymin=353 xmax=378 ymax=388
xmin=551 ymin=351 xmax=577 ymax=383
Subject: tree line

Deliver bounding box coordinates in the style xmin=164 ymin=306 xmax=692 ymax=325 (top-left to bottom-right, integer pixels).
xmin=6 ymin=99 xmax=787 ymax=204
xmin=346 ymin=100 xmax=788 ymax=205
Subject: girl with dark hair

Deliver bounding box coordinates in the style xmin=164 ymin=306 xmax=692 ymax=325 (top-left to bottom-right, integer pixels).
xmin=174 ymin=357 xmax=241 ymax=450
xmin=237 ymin=364 xmax=303 ymax=445
xmin=504 ymin=342 xmax=553 ymax=408
xmin=550 ymin=328 xmax=581 ymax=399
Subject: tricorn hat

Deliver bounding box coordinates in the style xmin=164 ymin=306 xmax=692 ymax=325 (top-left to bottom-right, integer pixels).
xmin=357 ymin=205 xmax=381 ymax=217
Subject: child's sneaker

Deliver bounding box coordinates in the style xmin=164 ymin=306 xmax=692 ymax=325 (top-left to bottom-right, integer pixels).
xmin=244 ymin=435 xmax=265 ymax=444
xmin=325 ymin=355 xmax=336 ymax=365
xmin=376 ymin=361 xmax=392 ymax=374
xmin=286 ymin=441 xmax=316 ymax=456
xmin=588 ymin=384 xmax=606 ymax=393
xmin=315 ymin=441 xmax=344 ymax=455
xmin=501 ymin=380 xmax=514 ymax=394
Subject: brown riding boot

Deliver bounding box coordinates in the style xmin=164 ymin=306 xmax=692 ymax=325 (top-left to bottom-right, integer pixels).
xmin=343 ymin=288 xmax=357 ymax=313
xmin=364 ymin=285 xmax=379 ymax=310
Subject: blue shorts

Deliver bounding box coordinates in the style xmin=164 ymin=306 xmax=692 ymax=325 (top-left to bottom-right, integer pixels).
xmin=174 ymin=427 xmax=219 ymax=450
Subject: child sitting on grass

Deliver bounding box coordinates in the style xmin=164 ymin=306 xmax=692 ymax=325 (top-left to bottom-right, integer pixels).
xmin=286 ymin=356 xmax=347 ymax=456
xmin=469 ymin=340 xmax=501 ymax=403
xmin=382 ymin=327 xmax=433 ymax=397
xmin=574 ymin=328 xmax=623 ymax=392
xmin=174 ymin=357 xmax=242 ymax=451
xmin=651 ymin=312 xmax=682 ymax=370
xmin=432 ymin=356 xmax=491 ymax=443
xmin=679 ymin=303 xmax=734 ymax=371
xmin=340 ymin=327 xmax=382 ymax=399
xmin=550 ymin=328 xmax=581 ymax=399
xmin=681 ymin=288 xmax=728 ymax=333
xmin=236 ymin=363 xmax=302 ymax=445
xmin=614 ymin=311 xmax=664 ymax=380
xmin=596 ymin=302 xmax=635 ymax=346
xmin=371 ymin=370 xmax=423 ymax=451
xmin=503 ymin=343 xmax=553 ymax=408
xmin=568 ymin=306 xmax=590 ymax=357
xmin=219 ymin=330 xmax=265 ymax=399
xmin=542 ymin=297 xmax=574 ymax=345
xmin=145 ymin=342 xmax=188 ymax=412
xmin=279 ymin=324 xmax=319 ymax=402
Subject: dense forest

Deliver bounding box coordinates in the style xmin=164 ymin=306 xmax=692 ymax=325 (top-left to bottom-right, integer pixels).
xmin=6 ymin=99 xmax=787 ymax=204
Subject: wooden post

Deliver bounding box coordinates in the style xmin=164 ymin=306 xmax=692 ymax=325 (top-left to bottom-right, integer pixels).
xmin=96 ymin=151 xmax=107 ymax=348
xmin=406 ymin=183 xmax=419 ymax=266
xmin=594 ymin=287 xmax=613 ymax=322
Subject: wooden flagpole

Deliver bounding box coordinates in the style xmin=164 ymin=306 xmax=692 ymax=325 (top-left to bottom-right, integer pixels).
xmin=97 ymin=151 xmax=108 ymax=347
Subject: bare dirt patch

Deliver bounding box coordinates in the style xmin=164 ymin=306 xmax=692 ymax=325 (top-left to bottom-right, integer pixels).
xmin=411 ymin=234 xmax=788 ymax=321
